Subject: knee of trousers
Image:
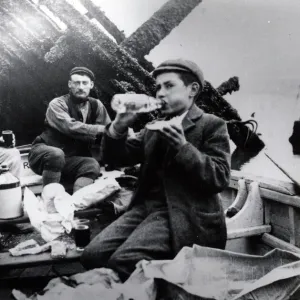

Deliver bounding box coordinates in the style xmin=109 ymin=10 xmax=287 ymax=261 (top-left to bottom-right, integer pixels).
xmin=76 ymin=158 xmax=100 ymax=180
xmin=44 ymin=148 xmax=65 ymax=171
xmin=80 ymin=244 xmax=107 ymax=270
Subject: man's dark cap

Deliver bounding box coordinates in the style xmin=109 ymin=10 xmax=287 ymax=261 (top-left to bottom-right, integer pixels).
xmin=152 ymin=58 xmax=205 ymax=89
xmin=70 ymin=67 xmax=95 ymax=81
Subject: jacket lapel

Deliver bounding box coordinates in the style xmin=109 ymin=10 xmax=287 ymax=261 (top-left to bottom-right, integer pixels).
xmin=164 ymin=104 xmax=204 ymax=167
xmin=182 ymin=104 xmax=204 ymax=133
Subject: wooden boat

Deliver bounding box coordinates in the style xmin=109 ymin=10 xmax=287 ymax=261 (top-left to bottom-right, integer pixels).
xmin=1 ymin=147 xmax=300 ymax=298
xmin=4 ymin=147 xmax=300 ymax=254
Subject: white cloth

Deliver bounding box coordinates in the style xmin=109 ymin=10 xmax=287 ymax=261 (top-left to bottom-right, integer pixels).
xmin=0 ymin=147 xmax=22 ymax=179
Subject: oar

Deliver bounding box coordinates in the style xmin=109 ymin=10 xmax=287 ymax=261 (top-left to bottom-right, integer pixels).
xmin=265 ymin=152 xmax=300 ymax=188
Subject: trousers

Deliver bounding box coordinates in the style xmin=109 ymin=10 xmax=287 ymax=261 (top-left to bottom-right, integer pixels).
xmin=81 ymin=200 xmax=172 ymax=282
xmin=28 ymin=143 xmax=100 ymax=182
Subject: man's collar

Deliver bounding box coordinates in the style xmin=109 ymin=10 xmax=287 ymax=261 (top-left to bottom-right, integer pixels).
xmin=182 ymin=104 xmax=204 ymax=132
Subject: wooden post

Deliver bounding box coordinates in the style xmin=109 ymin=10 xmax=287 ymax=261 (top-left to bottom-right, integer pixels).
xmin=41 ymin=0 xmax=155 ymax=94
xmin=121 ymin=0 xmax=202 ymax=60
xmin=80 ymin=0 xmax=125 ymax=43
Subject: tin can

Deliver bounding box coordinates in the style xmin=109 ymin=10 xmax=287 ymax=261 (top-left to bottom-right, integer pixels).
xmin=2 ymin=130 xmax=13 ymax=148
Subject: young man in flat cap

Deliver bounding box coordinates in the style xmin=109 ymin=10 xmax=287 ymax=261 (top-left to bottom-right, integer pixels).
xmin=81 ymin=59 xmax=231 ymax=281
xmin=29 ymin=67 xmax=111 ymax=192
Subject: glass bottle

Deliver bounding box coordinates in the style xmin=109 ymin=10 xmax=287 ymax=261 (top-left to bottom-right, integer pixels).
xmin=111 ymin=94 xmax=163 ymax=114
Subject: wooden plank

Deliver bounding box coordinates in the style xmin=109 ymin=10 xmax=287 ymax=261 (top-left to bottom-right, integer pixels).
xmin=264 ymin=201 xmax=271 ymax=224
xmin=20 ymin=265 xmax=52 ymax=278
xmin=230 ymin=170 xmax=297 ymax=195
xmin=0 ymin=207 xmax=104 ymax=225
xmin=0 ymin=249 xmax=81 ymax=269
xmin=266 ymin=201 xmax=290 ymax=243
xmin=227 ymin=225 xmax=271 ymax=240
xmin=50 ymin=262 xmax=85 ymax=277
xmin=262 ymin=233 xmax=300 ymax=254
xmin=289 ymin=206 xmax=296 ymax=245
xmin=260 ymin=188 xmax=300 ymax=209
xmin=290 ymin=207 xmax=300 ymax=248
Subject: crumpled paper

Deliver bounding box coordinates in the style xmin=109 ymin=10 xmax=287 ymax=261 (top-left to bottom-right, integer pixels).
xmin=23 ymin=186 xmax=74 ymax=242
xmin=71 ymin=176 xmax=121 ymax=211
xmin=9 ymin=239 xmax=67 ymax=258
xmin=23 ymin=176 xmax=122 ymax=242
xmin=12 ymin=245 xmax=300 ymax=300
xmin=12 ymin=267 xmax=155 ymax=300
xmin=9 ymin=239 xmax=51 ymax=256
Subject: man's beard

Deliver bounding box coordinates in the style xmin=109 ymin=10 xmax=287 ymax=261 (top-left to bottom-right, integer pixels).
xmin=70 ymin=92 xmax=88 ymax=104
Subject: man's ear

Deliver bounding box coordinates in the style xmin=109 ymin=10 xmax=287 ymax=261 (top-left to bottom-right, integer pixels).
xmin=68 ymin=80 xmax=72 ymax=89
xmin=190 ymin=82 xmax=200 ymax=97
xmin=90 ymin=81 xmax=94 ymax=89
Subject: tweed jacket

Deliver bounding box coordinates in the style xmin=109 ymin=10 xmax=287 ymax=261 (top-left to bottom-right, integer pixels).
xmin=102 ymin=104 xmax=231 ymax=254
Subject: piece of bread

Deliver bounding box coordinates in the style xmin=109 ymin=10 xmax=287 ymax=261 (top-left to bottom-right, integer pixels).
xmin=51 ymin=241 xmax=67 ymax=259
xmin=146 ymin=116 xmax=181 ymax=131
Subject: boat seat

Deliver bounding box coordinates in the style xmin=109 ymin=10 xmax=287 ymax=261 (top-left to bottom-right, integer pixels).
xmin=227 ymin=225 xmax=271 ymax=240
xmin=0 ymin=248 xmax=81 ymax=270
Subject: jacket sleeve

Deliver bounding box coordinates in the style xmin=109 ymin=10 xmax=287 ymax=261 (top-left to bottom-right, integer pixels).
xmin=172 ymin=116 xmax=231 ymax=193
xmin=46 ymin=98 xmax=107 ymax=142
xmin=101 ymin=125 xmax=145 ymax=167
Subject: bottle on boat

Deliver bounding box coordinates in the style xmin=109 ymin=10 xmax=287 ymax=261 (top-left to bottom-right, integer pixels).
xmin=111 ymin=94 xmax=163 ymax=114
xmin=0 ymin=164 xmax=22 ymax=219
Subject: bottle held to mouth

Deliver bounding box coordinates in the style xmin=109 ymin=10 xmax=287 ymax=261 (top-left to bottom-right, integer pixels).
xmin=111 ymin=94 xmax=163 ymax=114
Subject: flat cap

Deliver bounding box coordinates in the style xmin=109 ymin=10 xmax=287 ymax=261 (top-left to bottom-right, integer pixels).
xmin=152 ymin=58 xmax=204 ymax=89
xmin=70 ymin=67 xmax=95 ymax=81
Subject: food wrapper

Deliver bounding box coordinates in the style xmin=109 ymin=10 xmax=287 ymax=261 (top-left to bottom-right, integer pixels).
xmin=9 ymin=239 xmax=69 ymax=259
xmin=9 ymin=239 xmax=51 ymax=256
xmin=71 ymin=177 xmax=121 ymax=210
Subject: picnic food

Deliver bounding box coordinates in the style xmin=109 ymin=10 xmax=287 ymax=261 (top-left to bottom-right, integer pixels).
xmin=51 ymin=241 xmax=67 ymax=259
xmin=9 ymin=239 xmax=51 ymax=256
xmin=146 ymin=116 xmax=182 ymax=131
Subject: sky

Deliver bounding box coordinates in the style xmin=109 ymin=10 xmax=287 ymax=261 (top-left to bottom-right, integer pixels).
xmin=93 ymin=0 xmax=300 ymax=179
xmin=94 ymin=0 xmax=300 ymax=96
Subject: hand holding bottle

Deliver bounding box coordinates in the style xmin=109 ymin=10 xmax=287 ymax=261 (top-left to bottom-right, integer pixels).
xmin=112 ymin=112 xmax=138 ymax=134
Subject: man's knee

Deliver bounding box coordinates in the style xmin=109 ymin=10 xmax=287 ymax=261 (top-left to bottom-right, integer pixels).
xmin=78 ymin=157 xmax=100 ymax=180
xmin=44 ymin=148 xmax=65 ymax=171
xmin=80 ymin=241 xmax=107 ymax=270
